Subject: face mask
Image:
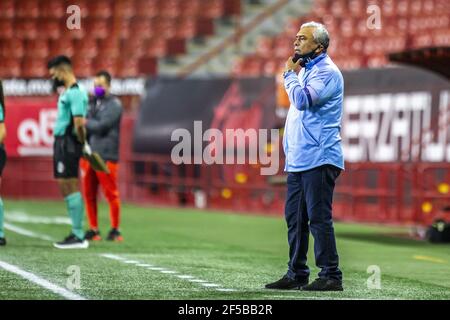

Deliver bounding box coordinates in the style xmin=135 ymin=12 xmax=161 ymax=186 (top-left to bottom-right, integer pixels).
xmin=293 ymin=45 xmax=321 ymax=66
xmin=52 ymin=78 xmax=66 ymax=92
xmin=94 ymin=86 xmax=106 ymax=98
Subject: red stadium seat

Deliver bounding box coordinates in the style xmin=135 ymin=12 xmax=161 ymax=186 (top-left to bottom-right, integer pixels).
xmin=0 ymin=0 xmax=14 ymax=19
xmin=255 ymin=36 xmax=275 ymax=58
xmin=37 ymin=19 xmax=62 ymax=40
xmin=311 ymin=0 xmax=329 ymax=17
xmin=15 ymin=20 xmax=38 ymax=40
xmin=223 ymin=0 xmax=241 ymax=16
xmin=397 ymin=0 xmax=410 ymax=17
xmin=231 ymin=57 xmax=245 ymax=77
xmin=121 ymin=37 xmax=146 ymax=59
xmin=283 ymin=17 xmax=302 ymax=36
xmin=40 ymin=1 xmax=66 ymax=19
xmin=72 ymin=56 xmax=93 ymax=78
xmin=160 ymin=0 xmax=181 ymax=18
xmin=262 ymin=58 xmax=282 ymax=76
xmin=117 ymin=59 xmax=140 ymax=77
xmin=0 ymin=20 xmax=14 ymax=39
xmin=1 ymin=39 xmax=25 ymax=58
xmin=16 ymin=0 xmax=40 ymax=19
xmin=200 ymin=0 xmax=225 ymax=19
xmin=113 ymin=19 xmax=131 ymax=40
xmin=0 ymin=58 xmax=21 ymax=78
xmin=381 ymin=0 xmax=397 ymax=18
xmin=194 ymin=17 xmax=215 ymax=37
xmin=422 ymin=0 xmax=437 ymax=15
xmin=86 ymin=19 xmax=111 ymax=40
xmin=273 ymin=36 xmax=293 ymax=59
xmin=135 ymin=0 xmax=160 ymax=18
xmin=245 ymin=56 xmax=264 ymax=77
xmin=175 ymin=17 xmax=198 ymax=39
xmin=330 ymin=0 xmax=348 ymax=17
xmin=333 ymin=56 xmax=364 ymax=70
xmin=410 ymin=0 xmax=424 ymax=16
xmin=233 ymin=56 xmax=264 ymax=77
xmin=93 ymin=57 xmax=119 ymax=76
xmin=320 ymin=14 xmax=339 ymax=35
xmin=49 ymin=37 xmax=75 ymax=58
xmin=25 ymin=40 xmax=50 ymax=58
xmin=114 ymin=0 xmax=136 ymax=19
xmin=138 ymin=57 xmax=158 ymax=75
xmin=433 ymin=28 xmax=450 ymax=46
xmin=179 ymin=0 xmax=201 ymax=16
xmin=152 ymin=17 xmax=177 ymax=39
xmin=366 ymin=54 xmax=389 ymax=68
xmin=129 ymin=18 xmax=154 ymax=39
xmin=74 ymin=37 xmax=99 ymax=59
xmin=166 ymin=38 xmax=186 ymax=56
xmin=88 ymin=0 xmax=113 ymax=19
xmin=144 ymin=37 xmax=168 ymax=58
xmin=22 ymin=58 xmax=48 ymax=78
xmin=348 ymin=0 xmax=365 ymax=17
xmin=98 ymin=38 xmax=121 ymax=58
xmin=339 ymin=18 xmax=356 ymax=38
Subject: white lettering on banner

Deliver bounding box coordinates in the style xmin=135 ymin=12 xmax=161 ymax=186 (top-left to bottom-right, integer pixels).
xmin=342 ymin=90 xmax=450 ymax=162
xmin=2 ymin=79 xmax=146 ymax=96
xmin=17 ymin=109 xmax=57 ymax=156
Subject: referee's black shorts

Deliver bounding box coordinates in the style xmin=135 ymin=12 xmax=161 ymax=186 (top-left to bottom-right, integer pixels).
xmin=0 ymin=146 xmax=6 ymax=177
xmin=53 ymin=135 xmax=83 ymax=179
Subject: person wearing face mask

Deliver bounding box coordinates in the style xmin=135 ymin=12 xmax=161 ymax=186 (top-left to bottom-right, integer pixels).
xmin=80 ymin=71 xmax=123 ymax=242
xmin=265 ymin=22 xmax=345 ymax=291
xmin=47 ymin=55 xmax=89 ymax=249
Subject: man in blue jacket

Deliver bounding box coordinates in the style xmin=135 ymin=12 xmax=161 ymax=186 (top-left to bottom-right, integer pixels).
xmin=265 ymin=22 xmax=344 ymax=291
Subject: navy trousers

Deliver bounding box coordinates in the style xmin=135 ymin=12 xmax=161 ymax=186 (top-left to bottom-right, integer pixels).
xmin=285 ymin=164 xmax=342 ymax=281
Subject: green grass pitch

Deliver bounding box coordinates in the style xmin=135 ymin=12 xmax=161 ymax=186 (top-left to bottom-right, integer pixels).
xmin=0 ymin=199 xmax=449 ymax=300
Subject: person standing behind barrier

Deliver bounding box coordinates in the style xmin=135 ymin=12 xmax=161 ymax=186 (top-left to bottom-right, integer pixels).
xmin=0 ymin=80 xmax=7 ymax=246
xmin=265 ymin=22 xmax=345 ymax=291
xmin=81 ymin=71 xmax=123 ymax=242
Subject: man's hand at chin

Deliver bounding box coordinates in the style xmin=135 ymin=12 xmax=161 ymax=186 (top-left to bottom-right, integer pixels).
xmin=284 ymin=55 xmax=301 ymax=72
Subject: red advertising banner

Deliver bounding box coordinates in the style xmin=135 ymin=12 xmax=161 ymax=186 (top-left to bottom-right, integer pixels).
xmin=4 ymin=97 xmax=58 ymax=157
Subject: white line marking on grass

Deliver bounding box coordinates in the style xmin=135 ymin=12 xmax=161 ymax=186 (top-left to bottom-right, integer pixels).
xmin=200 ymin=283 xmax=220 ymax=287
xmin=216 ymin=288 xmax=237 ymax=292
xmin=176 ymin=275 xmax=195 ymax=279
xmin=100 ymin=253 xmax=235 ymax=293
xmin=100 ymin=254 xmax=124 ymax=261
xmin=0 ymin=260 xmax=86 ymax=300
xmin=4 ymin=222 xmax=55 ymax=241
xmin=147 ymin=267 xmax=166 ymax=271
xmin=5 ymin=210 xmax=71 ymax=225
xmin=188 ymin=279 xmax=208 ymax=283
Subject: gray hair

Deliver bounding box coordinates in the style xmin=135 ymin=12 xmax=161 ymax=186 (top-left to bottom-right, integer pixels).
xmin=301 ymin=21 xmax=330 ymax=50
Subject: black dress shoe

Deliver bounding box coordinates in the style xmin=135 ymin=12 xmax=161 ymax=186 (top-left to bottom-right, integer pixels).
xmin=265 ymin=275 xmax=309 ymax=290
xmin=301 ymin=278 xmax=343 ymax=291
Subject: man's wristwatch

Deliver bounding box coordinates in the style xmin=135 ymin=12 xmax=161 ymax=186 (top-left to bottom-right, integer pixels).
xmin=283 ymin=69 xmax=296 ymax=78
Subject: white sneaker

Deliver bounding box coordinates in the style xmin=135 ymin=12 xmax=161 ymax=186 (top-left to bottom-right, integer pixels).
xmin=53 ymin=234 xmax=89 ymax=249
